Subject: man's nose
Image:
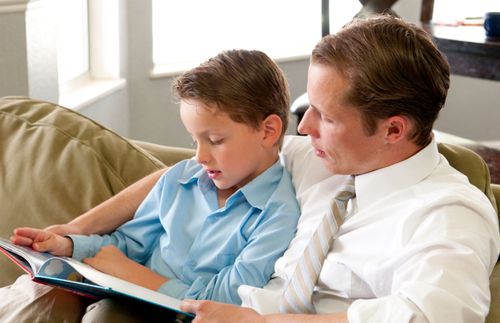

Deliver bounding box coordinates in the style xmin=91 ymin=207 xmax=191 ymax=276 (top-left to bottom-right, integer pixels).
xmin=297 ymin=106 xmax=316 ymax=137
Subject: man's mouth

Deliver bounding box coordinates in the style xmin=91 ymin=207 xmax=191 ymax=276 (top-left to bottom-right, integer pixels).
xmin=314 ymin=148 xmax=326 ymax=158
xmin=311 ymin=143 xmax=326 ymax=158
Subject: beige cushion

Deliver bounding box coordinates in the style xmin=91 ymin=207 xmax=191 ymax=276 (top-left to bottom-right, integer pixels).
xmin=0 ymin=96 xmax=166 ymax=286
xmin=436 ymin=143 xmax=499 ymax=323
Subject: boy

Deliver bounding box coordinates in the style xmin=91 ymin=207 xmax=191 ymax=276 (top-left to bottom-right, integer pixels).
xmin=9 ymin=49 xmax=300 ymax=320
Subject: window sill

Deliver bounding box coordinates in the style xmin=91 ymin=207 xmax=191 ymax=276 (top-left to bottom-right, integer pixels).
xmin=59 ymin=78 xmax=126 ymax=111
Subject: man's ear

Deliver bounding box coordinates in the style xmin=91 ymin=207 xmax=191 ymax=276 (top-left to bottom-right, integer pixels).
xmin=261 ymin=114 xmax=283 ymax=147
xmin=383 ymin=115 xmax=410 ymax=144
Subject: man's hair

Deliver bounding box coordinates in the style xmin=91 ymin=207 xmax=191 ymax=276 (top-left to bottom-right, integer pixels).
xmin=172 ymin=49 xmax=290 ymax=146
xmin=311 ymin=15 xmax=450 ymax=146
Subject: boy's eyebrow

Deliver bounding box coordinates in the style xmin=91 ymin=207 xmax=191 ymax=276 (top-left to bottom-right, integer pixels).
xmin=189 ymin=129 xmax=224 ymax=137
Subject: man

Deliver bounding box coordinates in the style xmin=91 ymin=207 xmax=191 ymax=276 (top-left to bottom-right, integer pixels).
xmin=177 ymin=16 xmax=500 ymax=322
xmin=14 ymin=16 xmax=500 ymax=322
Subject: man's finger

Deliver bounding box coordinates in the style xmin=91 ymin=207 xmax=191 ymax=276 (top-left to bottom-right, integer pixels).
xmin=180 ymin=299 xmax=201 ymax=314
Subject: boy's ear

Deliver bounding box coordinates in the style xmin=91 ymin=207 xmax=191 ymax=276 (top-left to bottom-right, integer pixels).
xmin=261 ymin=114 xmax=283 ymax=147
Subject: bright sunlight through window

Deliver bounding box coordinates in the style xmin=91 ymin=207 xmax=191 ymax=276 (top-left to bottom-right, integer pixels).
xmin=57 ymin=0 xmax=89 ymax=85
xmin=152 ymin=1 xmax=363 ymax=75
xmin=432 ymin=0 xmax=500 ymax=25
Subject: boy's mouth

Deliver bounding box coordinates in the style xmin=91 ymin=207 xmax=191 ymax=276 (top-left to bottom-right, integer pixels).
xmin=206 ymin=169 xmax=222 ymax=179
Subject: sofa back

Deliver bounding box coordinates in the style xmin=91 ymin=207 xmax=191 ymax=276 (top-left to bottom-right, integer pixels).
xmin=0 ymin=97 xmax=168 ymax=286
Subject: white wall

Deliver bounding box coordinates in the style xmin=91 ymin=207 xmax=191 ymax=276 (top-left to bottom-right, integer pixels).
xmin=0 ymin=5 xmax=30 ymax=96
xmin=1 ymin=0 xmax=498 ymax=148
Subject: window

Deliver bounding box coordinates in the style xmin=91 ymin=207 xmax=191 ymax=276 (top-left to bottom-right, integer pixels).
xmin=432 ymin=0 xmax=500 ymax=25
xmin=328 ymin=0 xmax=362 ymax=34
xmin=57 ymin=0 xmax=124 ymax=109
xmin=57 ymin=0 xmax=89 ymax=85
xmin=153 ymin=0 xmax=346 ymax=75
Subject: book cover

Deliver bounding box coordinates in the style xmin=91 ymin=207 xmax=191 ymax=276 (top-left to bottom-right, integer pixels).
xmin=0 ymin=237 xmax=194 ymax=321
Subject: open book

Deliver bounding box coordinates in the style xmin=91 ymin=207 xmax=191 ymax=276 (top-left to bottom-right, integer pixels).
xmin=0 ymin=237 xmax=193 ymax=321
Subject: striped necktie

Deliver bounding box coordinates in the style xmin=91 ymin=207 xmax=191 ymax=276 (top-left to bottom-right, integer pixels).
xmin=280 ymin=176 xmax=356 ymax=313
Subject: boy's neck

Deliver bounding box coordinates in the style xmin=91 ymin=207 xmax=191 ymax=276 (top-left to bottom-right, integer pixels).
xmin=216 ymin=152 xmax=279 ymax=208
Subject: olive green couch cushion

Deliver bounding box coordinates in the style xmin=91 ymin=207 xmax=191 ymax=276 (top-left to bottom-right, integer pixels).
xmin=0 ymin=96 xmax=167 ymax=287
xmin=0 ymin=96 xmax=498 ymax=322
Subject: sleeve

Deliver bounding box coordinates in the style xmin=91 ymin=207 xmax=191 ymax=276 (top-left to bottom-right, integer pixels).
xmin=348 ymin=203 xmax=500 ymax=323
xmin=159 ymin=194 xmax=300 ymax=305
xmin=70 ymin=173 xmax=169 ymax=263
xmin=238 ymin=276 xmax=287 ymax=314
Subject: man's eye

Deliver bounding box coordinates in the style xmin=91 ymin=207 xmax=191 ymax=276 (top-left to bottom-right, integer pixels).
xmin=320 ymin=114 xmax=333 ymax=123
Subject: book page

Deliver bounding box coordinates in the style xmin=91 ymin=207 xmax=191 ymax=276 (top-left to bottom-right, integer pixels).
xmin=0 ymin=237 xmax=193 ymax=319
xmin=64 ymin=258 xmax=186 ymax=311
xmin=36 ymin=257 xmax=192 ymax=318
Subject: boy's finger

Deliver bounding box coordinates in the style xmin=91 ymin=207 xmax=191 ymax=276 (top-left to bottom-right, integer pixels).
xmin=10 ymin=235 xmax=34 ymax=246
xmin=32 ymin=239 xmax=59 ymax=253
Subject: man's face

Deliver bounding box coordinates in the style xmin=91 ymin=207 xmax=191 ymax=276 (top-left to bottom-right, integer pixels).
xmin=298 ymin=63 xmax=387 ymax=175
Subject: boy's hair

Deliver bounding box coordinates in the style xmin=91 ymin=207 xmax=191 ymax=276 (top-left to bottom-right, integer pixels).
xmin=312 ymin=15 xmax=450 ymax=147
xmin=172 ymin=49 xmax=290 ymax=146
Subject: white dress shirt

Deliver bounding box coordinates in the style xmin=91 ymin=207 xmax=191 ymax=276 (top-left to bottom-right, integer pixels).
xmin=239 ymin=135 xmax=500 ymax=323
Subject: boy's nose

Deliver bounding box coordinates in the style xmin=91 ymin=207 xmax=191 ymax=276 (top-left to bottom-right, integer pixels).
xmin=195 ymin=145 xmax=210 ymax=164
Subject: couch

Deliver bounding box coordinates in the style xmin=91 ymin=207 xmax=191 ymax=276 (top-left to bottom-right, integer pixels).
xmin=1 ymin=96 xmax=499 ymax=321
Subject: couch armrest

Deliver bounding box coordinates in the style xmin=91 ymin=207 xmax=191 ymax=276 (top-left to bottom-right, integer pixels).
xmin=492 ymin=184 xmax=500 ymax=216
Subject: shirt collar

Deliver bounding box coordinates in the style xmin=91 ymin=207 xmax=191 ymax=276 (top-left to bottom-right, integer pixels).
xmin=355 ymin=138 xmax=440 ymax=211
xmin=177 ymin=159 xmax=283 ymax=210
xmin=239 ymin=160 xmax=283 ymax=210
xmin=177 ymin=163 xmax=215 ymax=192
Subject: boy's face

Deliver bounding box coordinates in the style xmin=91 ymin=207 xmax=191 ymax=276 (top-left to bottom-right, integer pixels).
xmin=180 ymin=99 xmax=272 ymax=194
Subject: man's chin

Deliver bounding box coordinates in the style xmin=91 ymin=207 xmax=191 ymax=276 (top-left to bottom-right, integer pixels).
xmin=323 ymin=160 xmax=351 ymax=175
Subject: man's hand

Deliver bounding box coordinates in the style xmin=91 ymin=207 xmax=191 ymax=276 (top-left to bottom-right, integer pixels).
xmin=45 ymin=223 xmax=84 ymax=236
xmin=180 ymin=300 xmax=349 ymax=323
xmin=180 ymin=300 xmax=264 ymax=323
xmin=84 ymin=245 xmax=168 ymax=291
xmin=11 ymin=227 xmax=73 ymax=256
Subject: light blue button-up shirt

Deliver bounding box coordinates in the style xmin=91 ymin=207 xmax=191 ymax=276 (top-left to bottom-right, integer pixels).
xmin=70 ymin=158 xmax=300 ymax=305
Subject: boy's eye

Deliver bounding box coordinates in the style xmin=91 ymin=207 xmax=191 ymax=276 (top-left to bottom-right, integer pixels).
xmin=210 ymin=138 xmax=224 ymax=145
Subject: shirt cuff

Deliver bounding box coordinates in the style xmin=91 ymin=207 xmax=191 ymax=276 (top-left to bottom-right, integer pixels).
xmin=66 ymin=234 xmax=96 ymax=261
xmin=238 ymin=281 xmax=282 ymax=314
xmin=347 ymin=296 xmax=420 ymax=323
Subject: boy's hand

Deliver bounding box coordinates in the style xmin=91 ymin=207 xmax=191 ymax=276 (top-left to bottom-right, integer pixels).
xmin=83 ymin=245 xmax=130 ymax=278
xmin=84 ymin=245 xmax=168 ymax=290
xmin=11 ymin=227 xmax=73 ymax=257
